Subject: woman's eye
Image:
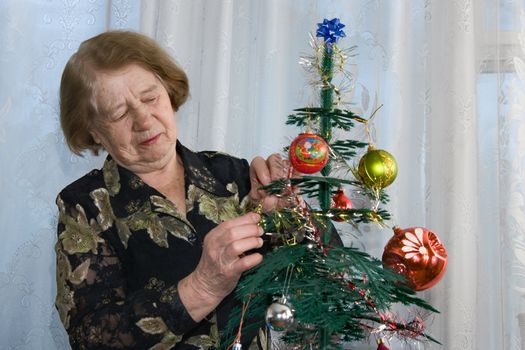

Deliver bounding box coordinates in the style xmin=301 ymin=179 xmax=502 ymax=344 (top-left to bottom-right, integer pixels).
xmin=113 ymin=111 xmax=127 ymax=121
xmin=144 ymin=96 xmax=157 ymax=103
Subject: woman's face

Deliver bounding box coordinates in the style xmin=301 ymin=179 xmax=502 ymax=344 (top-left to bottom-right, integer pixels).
xmin=89 ymin=64 xmax=178 ymax=174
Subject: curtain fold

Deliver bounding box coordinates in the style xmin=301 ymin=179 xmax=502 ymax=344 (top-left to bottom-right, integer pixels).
xmin=1 ymin=1 xmax=524 ymax=349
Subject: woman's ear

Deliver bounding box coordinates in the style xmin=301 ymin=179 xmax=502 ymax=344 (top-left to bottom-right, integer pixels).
xmin=89 ymin=129 xmax=102 ymax=145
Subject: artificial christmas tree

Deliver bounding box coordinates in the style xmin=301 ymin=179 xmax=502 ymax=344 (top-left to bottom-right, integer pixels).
xmin=225 ymin=18 xmax=447 ymax=349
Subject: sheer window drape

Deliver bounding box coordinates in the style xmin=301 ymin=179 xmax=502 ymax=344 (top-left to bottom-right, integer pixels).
xmin=1 ymin=1 xmax=523 ymax=349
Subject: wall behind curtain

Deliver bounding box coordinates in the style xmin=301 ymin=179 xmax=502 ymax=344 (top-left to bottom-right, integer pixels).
xmin=1 ymin=1 xmax=525 ymax=349
xmin=0 ymin=1 xmax=142 ymax=348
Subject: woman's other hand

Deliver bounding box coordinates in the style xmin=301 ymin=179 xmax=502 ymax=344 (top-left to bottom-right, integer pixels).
xmin=249 ymin=153 xmax=289 ymax=211
xmin=178 ymin=212 xmax=263 ymax=321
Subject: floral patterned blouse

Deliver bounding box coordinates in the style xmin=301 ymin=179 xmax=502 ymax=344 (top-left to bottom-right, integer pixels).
xmin=55 ymin=142 xmax=263 ymax=350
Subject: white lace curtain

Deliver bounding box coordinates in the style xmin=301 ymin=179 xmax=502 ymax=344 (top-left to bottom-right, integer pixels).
xmin=1 ymin=1 xmax=524 ymax=349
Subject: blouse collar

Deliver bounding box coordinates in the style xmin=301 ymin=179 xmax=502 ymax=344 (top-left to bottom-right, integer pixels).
xmin=101 ymin=141 xmax=234 ymax=218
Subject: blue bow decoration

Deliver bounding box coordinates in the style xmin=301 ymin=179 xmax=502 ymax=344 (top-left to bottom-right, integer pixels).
xmin=316 ymin=18 xmax=346 ymax=51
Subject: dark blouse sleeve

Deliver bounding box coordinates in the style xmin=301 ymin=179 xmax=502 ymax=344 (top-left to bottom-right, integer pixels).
xmin=54 ymin=191 xmax=198 ymax=349
xmin=202 ymin=152 xmax=251 ymax=197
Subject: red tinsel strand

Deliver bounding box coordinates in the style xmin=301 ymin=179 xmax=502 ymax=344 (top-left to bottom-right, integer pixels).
xmin=348 ymin=281 xmax=356 ymax=290
xmin=380 ymin=314 xmax=427 ymax=340
xmin=359 ymin=312 xmax=429 ymax=343
xmin=348 ymin=288 xmax=425 ymax=342
xmin=406 ymin=316 xmax=425 ymax=338
xmin=227 ymin=297 xmax=251 ymax=350
xmin=344 ymin=277 xmax=401 ymax=342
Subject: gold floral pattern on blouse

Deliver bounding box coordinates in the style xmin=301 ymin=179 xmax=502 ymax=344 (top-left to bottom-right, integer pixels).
xmin=125 ymin=199 xmax=142 ymax=214
xmin=57 ymin=196 xmax=104 ymax=254
xmin=136 ymin=317 xmax=183 ymax=350
xmin=186 ymin=314 xmax=220 ymax=349
xmin=55 ymin=248 xmax=75 ymax=329
xmin=103 ymin=158 xmax=121 ymax=196
xmin=120 ymin=200 xmax=195 ymax=248
xmin=69 ymin=258 xmax=91 ymax=285
xmin=187 ymin=165 xmax=218 ymax=193
xmin=91 ymin=185 xmax=196 ymax=249
xmin=130 ymin=176 xmax=145 ymax=190
xmin=145 ymin=277 xmax=166 ymax=292
xmin=90 ymin=187 xmax=134 ymax=248
xmin=86 ymin=326 xmax=104 ymax=345
xmin=187 ymin=182 xmax=245 ymax=224
xmin=114 ymin=219 xmax=133 ymax=248
xmin=91 ymin=188 xmax=114 ymax=230
xmin=149 ymin=331 xmax=184 ymax=350
xmin=238 ymin=193 xmax=253 ymax=213
xmin=160 ymin=285 xmax=179 ymax=304
xmin=121 ymin=201 xmax=169 ymax=247
xmin=151 ymin=195 xmax=195 ymax=231
xmin=136 ymin=317 xmax=169 ymax=334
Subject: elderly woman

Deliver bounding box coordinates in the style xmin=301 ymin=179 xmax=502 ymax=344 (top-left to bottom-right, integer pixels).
xmin=55 ymin=31 xmax=284 ymax=349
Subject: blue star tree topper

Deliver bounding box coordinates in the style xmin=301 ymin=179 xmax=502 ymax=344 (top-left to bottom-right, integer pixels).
xmin=316 ymin=18 xmax=346 ymax=51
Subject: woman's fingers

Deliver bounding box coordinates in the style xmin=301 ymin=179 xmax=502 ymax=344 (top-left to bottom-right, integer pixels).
xmin=202 ymin=212 xmax=263 ymax=267
xmin=232 ymin=252 xmax=263 ymax=274
xmin=249 ymin=153 xmax=286 ymax=187
xmin=226 ymin=236 xmax=264 ymax=258
xmin=221 ymin=223 xmax=262 ymax=243
xmin=249 ymin=156 xmax=270 ymax=190
xmin=204 ymin=214 xmax=262 ymax=249
xmin=213 ymin=226 xmax=263 ymax=269
xmin=219 ymin=212 xmax=261 ymax=232
xmin=249 ymin=153 xmax=291 ymax=211
xmin=267 ymin=153 xmax=287 ymax=180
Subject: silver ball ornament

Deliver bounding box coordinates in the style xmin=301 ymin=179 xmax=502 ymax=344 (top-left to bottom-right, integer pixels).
xmin=265 ymin=298 xmax=294 ymax=331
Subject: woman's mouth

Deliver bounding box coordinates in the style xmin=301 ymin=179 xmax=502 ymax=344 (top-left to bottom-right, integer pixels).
xmin=140 ymin=134 xmax=160 ymax=146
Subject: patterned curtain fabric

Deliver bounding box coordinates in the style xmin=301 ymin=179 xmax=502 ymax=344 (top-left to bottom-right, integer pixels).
xmin=1 ymin=1 xmax=524 ymax=349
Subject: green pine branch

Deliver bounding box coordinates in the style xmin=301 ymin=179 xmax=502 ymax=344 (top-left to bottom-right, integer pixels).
xmin=286 ymin=107 xmax=368 ymax=132
xmin=330 ymin=139 xmax=369 ymax=160
xmin=224 ymin=244 xmax=439 ymax=349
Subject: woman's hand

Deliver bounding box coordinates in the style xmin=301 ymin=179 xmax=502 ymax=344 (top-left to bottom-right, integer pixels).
xmin=178 ymin=212 xmax=263 ymax=322
xmin=249 ymin=153 xmax=289 ymax=211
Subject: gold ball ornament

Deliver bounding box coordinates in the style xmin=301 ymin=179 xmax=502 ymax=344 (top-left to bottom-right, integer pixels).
xmin=357 ymin=147 xmax=398 ymax=189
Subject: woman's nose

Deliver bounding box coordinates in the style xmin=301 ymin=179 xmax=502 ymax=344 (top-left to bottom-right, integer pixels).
xmin=131 ymin=104 xmax=153 ymax=131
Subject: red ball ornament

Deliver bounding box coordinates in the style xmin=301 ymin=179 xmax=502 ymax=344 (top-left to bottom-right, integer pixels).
xmin=331 ymin=189 xmax=353 ymax=222
xmin=382 ymin=226 xmax=447 ymax=291
xmin=289 ymin=133 xmax=329 ymax=174
xmin=377 ymin=338 xmax=390 ymax=350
